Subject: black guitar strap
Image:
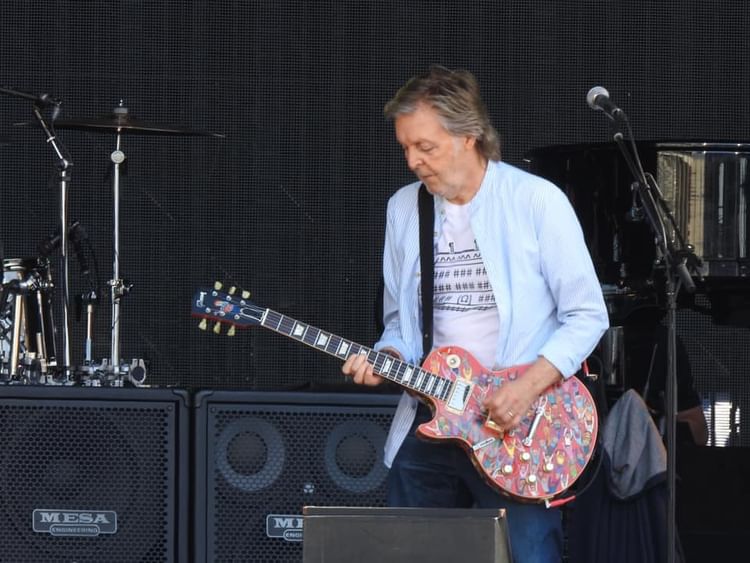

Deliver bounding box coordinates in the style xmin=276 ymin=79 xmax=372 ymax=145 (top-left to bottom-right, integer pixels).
xmin=418 ymin=184 xmax=434 ymax=363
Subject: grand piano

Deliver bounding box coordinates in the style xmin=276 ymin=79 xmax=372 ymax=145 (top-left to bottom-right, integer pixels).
xmin=527 ymin=144 xmax=750 ymax=551
xmin=525 ymin=141 xmax=750 ymax=326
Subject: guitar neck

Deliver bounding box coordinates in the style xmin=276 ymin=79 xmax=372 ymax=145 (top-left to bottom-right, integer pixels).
xmin=259 ymin=308 xmax=453 ymax=402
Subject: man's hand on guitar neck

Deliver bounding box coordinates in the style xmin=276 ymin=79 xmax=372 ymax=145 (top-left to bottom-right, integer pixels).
xmin=342 ymin=347 xmax=403 ymax=386
xmin=482 ymin=356 xmax=563 ymax=431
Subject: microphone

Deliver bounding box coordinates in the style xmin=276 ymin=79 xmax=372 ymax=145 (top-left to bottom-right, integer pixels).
xmin=0 ymin=85 xmax=62 ymax=109
xmin=69 ymin=221 xmax=91 ymax=277
xmin=37 ymin=227 xmax=62 ymax=258
xmin=586 ymin=86 xmax=627 ymax=122
xmin=36 ymin=92 xmax=62 ymax=109
xmin=37 ymin=221 xmax=91 ymax=276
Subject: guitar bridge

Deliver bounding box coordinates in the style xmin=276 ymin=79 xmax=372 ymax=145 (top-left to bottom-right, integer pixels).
xmin=446 ymin=379 xmax=471 ymax=413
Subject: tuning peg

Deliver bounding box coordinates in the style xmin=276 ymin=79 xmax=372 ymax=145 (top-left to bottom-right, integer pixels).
xmin=227 ymin=325 xmax=236 ymax=337
xmin=213 ymin=322 xmax=222 ymax=334
xmin=229 ymin=286 xmax=236 ymax=295
xmin=214 ymin=281 xmax=223 ymax=290
xmin=241 ymin=290 xmax=251 ymax=299
xmin=199 ymin=318 xmax=207 ymax=331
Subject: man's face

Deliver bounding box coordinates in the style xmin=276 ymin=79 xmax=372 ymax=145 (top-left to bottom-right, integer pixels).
xmin=394 ymin=102 xmax=479 ymax=204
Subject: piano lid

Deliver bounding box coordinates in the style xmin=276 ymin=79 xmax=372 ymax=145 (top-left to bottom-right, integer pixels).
xmin=525 ymin=140 xmax=750 ymax=159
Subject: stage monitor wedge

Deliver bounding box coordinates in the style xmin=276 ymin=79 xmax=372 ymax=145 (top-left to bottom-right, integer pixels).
xmin=302 ymin=506 xmax=512 ymax=563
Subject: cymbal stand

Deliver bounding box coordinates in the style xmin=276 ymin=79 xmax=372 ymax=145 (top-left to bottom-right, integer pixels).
xmin=109 ymin=106 xmax=129 ymax=379
xmin=31 ymin=103 xmax=75 ymax=382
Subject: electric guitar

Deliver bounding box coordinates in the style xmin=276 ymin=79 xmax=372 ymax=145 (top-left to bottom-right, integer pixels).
xmin=192 ymin=283 xmax=598 ymax=503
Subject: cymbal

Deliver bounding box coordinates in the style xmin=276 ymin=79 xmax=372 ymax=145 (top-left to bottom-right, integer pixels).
xmin=52 ymin=107 xmax=225 ymax=137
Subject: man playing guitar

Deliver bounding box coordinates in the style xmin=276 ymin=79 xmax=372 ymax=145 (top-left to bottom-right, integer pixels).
xmin=342 ymin=66 xmax=608 ymax=563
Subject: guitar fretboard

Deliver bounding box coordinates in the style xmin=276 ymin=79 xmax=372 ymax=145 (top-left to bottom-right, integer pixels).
xmin=260 ymin=308 xmax=453 ymax=401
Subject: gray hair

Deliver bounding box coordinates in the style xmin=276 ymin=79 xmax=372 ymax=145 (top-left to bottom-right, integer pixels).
xmin=384 ymin=65 xmax=501 ymax=161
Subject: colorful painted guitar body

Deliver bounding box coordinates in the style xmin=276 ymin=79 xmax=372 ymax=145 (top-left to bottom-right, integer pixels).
xmin=192 ymin=284 xmax=598 ymax=503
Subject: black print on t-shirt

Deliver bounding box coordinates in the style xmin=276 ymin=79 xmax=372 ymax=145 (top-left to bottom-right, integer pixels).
xmin=432 ymin=246 xmax=495 ymax=312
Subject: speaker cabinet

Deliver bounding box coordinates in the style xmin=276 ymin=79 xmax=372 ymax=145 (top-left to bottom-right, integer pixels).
xmin=0 ymin=385 xmax=189 ymax=563
xmin=302 ymin=507 xmax=512 ymax=563
xmin=193 ymin=390 xmax=399 ymax=563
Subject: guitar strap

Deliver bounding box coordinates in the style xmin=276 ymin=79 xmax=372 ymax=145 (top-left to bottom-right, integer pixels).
xmin=581 ymin=359 xmax=610 ymax=419
xmin=418 ymin=184 xmax=434 ymax=364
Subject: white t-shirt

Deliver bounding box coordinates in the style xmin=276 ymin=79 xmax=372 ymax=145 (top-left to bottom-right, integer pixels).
xmin=426 ymin=199 xmax=499 ymax=368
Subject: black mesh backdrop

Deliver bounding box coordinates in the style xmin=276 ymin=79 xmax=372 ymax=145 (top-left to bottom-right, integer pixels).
xmin=1 ymin=2 xmax=750 ymax=404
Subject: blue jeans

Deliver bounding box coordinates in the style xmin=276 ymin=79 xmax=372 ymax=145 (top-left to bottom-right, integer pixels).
xmin=387 ymin=405 xmax=563 ymax=563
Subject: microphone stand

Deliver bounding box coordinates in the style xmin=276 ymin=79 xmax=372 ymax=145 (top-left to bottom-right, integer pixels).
xmin=1 ymin=86 xmax=74 ymax=382
xmin=30 ymin=103 xmax=76 ymax=383
xmin=611 ymin=125 xmax=700 ymax=563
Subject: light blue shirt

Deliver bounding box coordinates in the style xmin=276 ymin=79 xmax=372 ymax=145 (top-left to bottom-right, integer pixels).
xmin=376 ymin=160 xmax=609 ymax=466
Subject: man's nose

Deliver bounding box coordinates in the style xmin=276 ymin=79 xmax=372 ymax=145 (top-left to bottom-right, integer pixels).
xmin=405 ymin=149 xmax=421 ymax=170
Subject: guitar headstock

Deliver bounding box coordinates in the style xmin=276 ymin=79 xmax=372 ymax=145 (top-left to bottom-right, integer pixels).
xmin=191 ymin=282 xmax=263 ymax=335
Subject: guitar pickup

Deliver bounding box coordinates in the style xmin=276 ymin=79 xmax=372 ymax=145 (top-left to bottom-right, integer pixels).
xmin=446 ymin=379 xmax=471 ymax=413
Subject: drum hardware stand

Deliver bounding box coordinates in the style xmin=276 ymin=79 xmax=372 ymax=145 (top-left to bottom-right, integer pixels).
xmin=73 ymin=283 xmax=147 ymax=387
xmin=0 ymin=86 xmax=79 ymax=382
xmin=31 ymin=99 xmax=75 ymax=384
xmin=1 ymin=270 xmax=58 ymax=384
xmin=607 ymin=118 xmax=702 ymax=563
xmin=74 ymin=289 xmax=99 ymax=366
xmin=110 ymin=115 xmax=127 ymax=378
xmin=75 ymin=284 xmax=143 ymax=387
xmin=9 ymin=285 xmax=25 ymax=379
xmin=78 ymin=358 xmax=148 ymax=387
xmin=36 ymin=100 xmax=224 ymax=386
xmin=84 ymin=101 xmax=148 ymax=387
